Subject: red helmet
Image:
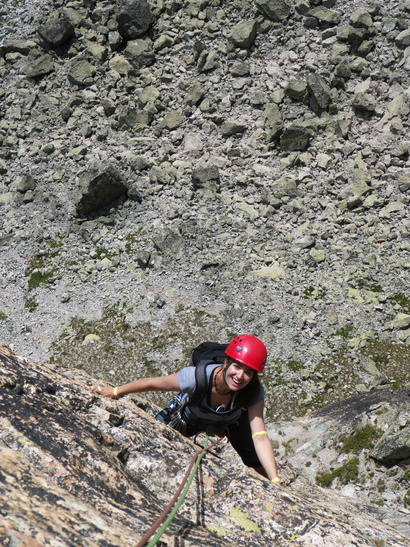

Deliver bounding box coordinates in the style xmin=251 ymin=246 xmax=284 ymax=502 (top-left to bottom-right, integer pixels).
xmin=224 ymin=335 xmax=267 ymax=372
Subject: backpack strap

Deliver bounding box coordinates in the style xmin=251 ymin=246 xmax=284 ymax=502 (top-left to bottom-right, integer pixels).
xmin=189 ymin=360 xmax=212 ymax=405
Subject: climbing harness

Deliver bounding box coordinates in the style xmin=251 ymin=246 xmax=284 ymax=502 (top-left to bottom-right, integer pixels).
xmin=135 ymin=432 xmax=225 ymax=547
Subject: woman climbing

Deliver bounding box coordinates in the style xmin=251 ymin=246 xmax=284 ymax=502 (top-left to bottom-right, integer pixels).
xmin=91 ymin=334 xmax=280 ymax=485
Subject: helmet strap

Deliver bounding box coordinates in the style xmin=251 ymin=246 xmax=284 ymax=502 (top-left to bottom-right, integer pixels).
xmin=222 ymin=362 xmax=232 ymax=387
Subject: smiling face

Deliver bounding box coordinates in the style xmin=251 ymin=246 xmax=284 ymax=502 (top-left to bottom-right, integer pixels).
xmin=223 ymin=359 xmax=255 ymax=391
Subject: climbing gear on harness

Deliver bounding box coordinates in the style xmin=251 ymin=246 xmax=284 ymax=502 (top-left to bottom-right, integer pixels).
xmin=155 ymin=392 xmax=186 ymax=424
xmin=135 ymin=433 xmax=226 ymax=547
xmin=225 ymin=335 xmax=267 ymax=372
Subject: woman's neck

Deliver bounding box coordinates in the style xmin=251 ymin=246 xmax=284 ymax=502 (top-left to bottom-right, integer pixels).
xmin=213 ymin=366 xmax=231 ymax=397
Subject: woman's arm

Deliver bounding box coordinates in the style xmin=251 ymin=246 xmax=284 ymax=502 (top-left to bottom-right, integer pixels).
xmin=248 ymin=400 xmax=280 ymax=484
xmin=91 ymin=373 xmax=181 ymax=399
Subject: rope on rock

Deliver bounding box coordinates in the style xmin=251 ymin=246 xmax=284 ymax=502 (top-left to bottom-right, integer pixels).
xmin=135 ymin=433 xmax=225 ymax=547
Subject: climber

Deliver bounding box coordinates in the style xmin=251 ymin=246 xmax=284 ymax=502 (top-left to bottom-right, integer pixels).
xmin=91 ymin=334 xmax=280 ymax=485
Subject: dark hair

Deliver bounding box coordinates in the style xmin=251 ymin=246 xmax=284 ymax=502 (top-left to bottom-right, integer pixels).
xmin=224 ymin=359 xmax=263 ymax=409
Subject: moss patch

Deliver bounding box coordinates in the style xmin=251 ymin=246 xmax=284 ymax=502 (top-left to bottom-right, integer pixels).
xmin=340 ymin=425 xmax=383 ymax=453
xmin=390 ymin=293 xmax=410 ymax=314
xmin=208 ymin=525 xmax=228 ymax=537
xmin=229 ymin=507 xmax=260 ymax=533
xmin=361 ymin=339 xmax=409 ymax=390
xmin=24 ymin=237 xmax=63 ymax=290
xmin=316 ymin=457 xmax=359 ymax=488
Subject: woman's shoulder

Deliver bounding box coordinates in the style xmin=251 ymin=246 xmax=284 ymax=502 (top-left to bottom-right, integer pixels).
xmin=177 ymin=362 xmax=218 ymax=392
xmin=251 ymin=384 xmax=264 ymax=406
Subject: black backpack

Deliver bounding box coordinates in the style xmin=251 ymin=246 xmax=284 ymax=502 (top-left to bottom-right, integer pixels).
xmin=189 ymin=342 xmax=228 ymax=404
xmin=189 ymin=341 xmax=228 ymax=367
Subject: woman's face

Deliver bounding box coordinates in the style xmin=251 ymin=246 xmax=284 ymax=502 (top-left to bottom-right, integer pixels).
xmin=224 ymin=361 xmax=255 ymax=391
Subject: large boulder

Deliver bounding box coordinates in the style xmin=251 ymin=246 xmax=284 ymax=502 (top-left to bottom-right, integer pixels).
xmin=117 ymin=0 xmax=153 ymax=40
xmin=371 ymin=426 xmax=410 ymax=464
xmin=37 ymin=18 xmax=75 ymax=49
xmin=73 ymin=164 xmax=129 ymax=216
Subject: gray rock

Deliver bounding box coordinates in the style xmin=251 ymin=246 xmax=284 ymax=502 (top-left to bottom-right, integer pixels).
xmin=371 ymin=425 xmax=410 ymax=464
xmin=159 ymin=110 xmax=184 ymax=131
xmin=0 ymin=39 xmax=37 ymax=56
xmin=390 ymin=313 xmax=410 ymax=330
xmin=350 ymin=9 xmax=374 ymax=29
xmin=307 ymin=74 xmax=332 ymax=113
xmin=309 ymin=248 xmax=326 ymax=263
xmin=74 ymin=164 xmax=129 ymax=216
xmin=280 ymin=124 xmax=313 ymax=151
xmin=271 ymin=176 xmax=300 ymax=199
xmin=285 ymin=80 xmax=309 ymax=102
xmin=37 ymin=18 xmax=74 ymax=49
xmin=359 ymin=355 xmax=381 ymax=377
xmin=154 ymin=34 xmax=174 ymax=52
xmin=137 ymin=85 xmax=160 ymax=106
xmin=107 ymin=31 xmax=124 ymax=51
xmin=265 ymin=103 xmax=284 ymax=141
xmin=347 ymin=27 xmax=370 ymax=46
xmin=294 ymin=236 xmax=315 ymax=249
xmin=398 ymin=173 xmax=410 ymax=192
xmin=221 ymin=119 xmax=247 ymax=136
xmin=153 ymin=228 xmax=184 ymax=257
xmin=24 ymin=53 xmax=54 ymax=77
xmin=308 ymin=6 xmax=341 ymax=26
xmin=396 ymin=29 xmax=410 ymax=48
xmin=334 ymin=59 xmax=352 ymax=79
xmin=295 ymin=1 xmax=311 ymax=16
xmin=352 ymin=92 xmax=376 ymax=113
xmin=184 ymin=83 xmax=205 ymax=106
xmin=67 ymin=59 xmax=96 ymax=87
xmin=124 ymin=38 xmax=155 ymax=69
xmin=255 ymin=0 xmax=291 ymax=22
xmin=118 ymin=107 xmax=153 ymax=131
xmin=16 ymin=175 xmax=37 ymax=193
xmin=230 ymin=20 xmax=257 ymax=49
xmin=230 ymin=61 xmax=251 ymax=77
xmin=117 ymin=0 xmax=153 ymax=40
xmin=192 ymin=165 xmax=220 ymax=192
xmin=197 ymin=49 xmax=219 ymax=72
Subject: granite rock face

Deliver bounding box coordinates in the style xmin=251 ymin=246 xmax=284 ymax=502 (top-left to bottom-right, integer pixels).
xmin=0 ymin=0 xmax=410 ymax=542
xmin=1 ymin=343 xmax=410 ymax=546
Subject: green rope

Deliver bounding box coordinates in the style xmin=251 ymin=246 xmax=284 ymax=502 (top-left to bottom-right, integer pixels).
xmin=146 ymin=434 xmax=210 ymax=547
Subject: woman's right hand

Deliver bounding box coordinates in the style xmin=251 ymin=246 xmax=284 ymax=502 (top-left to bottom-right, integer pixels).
xmin=91 ymin=385 xmax=116 ymax=399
